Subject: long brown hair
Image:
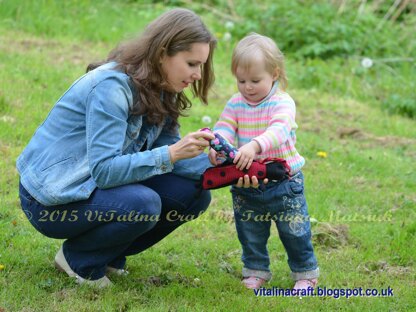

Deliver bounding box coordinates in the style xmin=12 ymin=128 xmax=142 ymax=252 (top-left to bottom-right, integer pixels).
xmin=87 ymin=8 xmax=216 ymax=127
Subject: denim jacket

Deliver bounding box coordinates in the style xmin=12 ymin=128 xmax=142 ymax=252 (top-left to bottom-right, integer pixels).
xmin=16 ymin=62 xmax=211 ymax=206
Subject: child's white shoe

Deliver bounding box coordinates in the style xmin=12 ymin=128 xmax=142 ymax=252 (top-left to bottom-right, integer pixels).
xmin=293 ymin=278 xmax=317 ymax=291
xmin=242 ymin=276 xmax=267 ymax=289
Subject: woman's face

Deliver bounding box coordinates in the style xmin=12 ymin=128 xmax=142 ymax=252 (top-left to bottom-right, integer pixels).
xmin=160 ymin=42 xmax=210 ymax=92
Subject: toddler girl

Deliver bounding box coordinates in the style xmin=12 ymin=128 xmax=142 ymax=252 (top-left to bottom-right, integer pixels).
xmin=209 ymin=33 xmax=319 ymax=290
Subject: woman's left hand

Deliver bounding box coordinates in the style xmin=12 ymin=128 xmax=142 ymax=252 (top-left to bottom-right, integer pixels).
xmin=235 ymin=175 xmax=268 ymax=188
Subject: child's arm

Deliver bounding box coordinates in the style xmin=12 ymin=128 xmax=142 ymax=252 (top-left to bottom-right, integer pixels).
xmin=207 ymin=98 xmax=238 ymax=166
xmin=213 ymin=100 xmax=238 ymax=144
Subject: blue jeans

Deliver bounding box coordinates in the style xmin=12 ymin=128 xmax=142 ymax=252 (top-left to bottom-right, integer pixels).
xmin=231 ymin=171 xmax=319 ymax=281
xmin=19 ymin=173 xmax=211 ymax=280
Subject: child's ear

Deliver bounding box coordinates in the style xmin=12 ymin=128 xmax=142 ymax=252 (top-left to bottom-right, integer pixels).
xmin=272 ymin=68 xmax=279 ymax=81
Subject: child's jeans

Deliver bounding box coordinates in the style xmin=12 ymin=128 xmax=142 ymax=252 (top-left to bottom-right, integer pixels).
xmin=231 ymin=171 xmax=319 ymax=281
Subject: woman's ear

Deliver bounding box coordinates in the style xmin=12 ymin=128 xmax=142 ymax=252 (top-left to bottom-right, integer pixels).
xmin=159 ymin=48 xmax=166 ymax=64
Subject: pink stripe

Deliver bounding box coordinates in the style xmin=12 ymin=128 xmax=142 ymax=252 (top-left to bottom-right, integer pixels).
xmin=218 ymin=115 xmax=237 ymax=123
xmin=272 ymin=144 xmax=294 ymax=154
xmin=230 ymin=110 xmax=293 ymax=120
xmin=217 ymin=121 xmax=237 ymax=128
xmin=238 ymin=129 xmax=281 ymax=137
xmin=221 ymin=110 xmax=235 ymax=117
xmin=234 ymin=116 xmax=271 ymax=122
xmin=230 ymin=97 xmax=244 ymax=104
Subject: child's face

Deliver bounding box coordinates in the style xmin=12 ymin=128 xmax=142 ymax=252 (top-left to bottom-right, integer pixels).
xmin=235 ymin=61 xmax=277 ymax=103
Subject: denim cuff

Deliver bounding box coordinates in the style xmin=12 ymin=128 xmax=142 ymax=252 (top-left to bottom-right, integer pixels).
xmin=153 ymin=145 xmax=174 ymax=174
xmin=291 ymin=267 xmax=320 ymax=281
xmin=242 ymin=267 xmax=272 ymax=281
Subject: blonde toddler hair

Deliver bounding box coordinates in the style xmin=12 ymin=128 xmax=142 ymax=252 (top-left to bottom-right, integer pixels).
xmin=231 ymin=33 xmax=287 ymax=90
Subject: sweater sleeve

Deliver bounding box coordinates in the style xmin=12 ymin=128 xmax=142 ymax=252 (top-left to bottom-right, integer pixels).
xmin=252 ymin=96 xmax=296 ymax=153
xmin=213 ymin=99 xmax=238 ymax=145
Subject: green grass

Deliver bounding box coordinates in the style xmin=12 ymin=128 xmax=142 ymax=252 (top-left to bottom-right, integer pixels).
xmin=1 ymin=1 xmax=415 ymax=311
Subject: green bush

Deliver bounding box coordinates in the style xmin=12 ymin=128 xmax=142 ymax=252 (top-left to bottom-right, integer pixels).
xmin=228 ymin=1 xmax=413 ymax=60
xmin=383 ymin=94 xmax=416 ymax=118
xmin=1 ymin=0 xmax=414 ymax=118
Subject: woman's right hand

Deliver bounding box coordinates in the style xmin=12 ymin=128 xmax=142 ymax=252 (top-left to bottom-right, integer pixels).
xmin=168 ymin=131 xmax=215 ymax=163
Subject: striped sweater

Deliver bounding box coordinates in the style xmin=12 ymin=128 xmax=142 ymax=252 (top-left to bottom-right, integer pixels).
xmin=214 ymin=82 xmax=305 ymax=175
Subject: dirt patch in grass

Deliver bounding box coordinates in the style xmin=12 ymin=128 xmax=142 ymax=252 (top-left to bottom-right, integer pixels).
xmin=296 ymin=93 xmax=415 ymax=154
xmin=53 ymin=288 xmax=77 ymax=301
xmin=313 ymin=223 xmax=350 ymax=248
xmin=337 ymin=127 xmax=416 ymax=148
xmin=0 ymin=32 xmax=109 ymax=66
xmin=137 ymin=273 xmax=202 ymax=288
xmin=358 ymin=260 xmax=413 ymax=276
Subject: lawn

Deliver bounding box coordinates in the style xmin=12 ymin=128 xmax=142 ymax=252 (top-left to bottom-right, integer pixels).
xmin=0 ymin=1 xmax=415 ymax=311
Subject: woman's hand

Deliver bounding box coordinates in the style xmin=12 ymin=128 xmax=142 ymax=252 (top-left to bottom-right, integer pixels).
xmin=235 ymin=175 xmax=269 ymax=188
xmin=168 ymin=131 xmax=215 ymax=163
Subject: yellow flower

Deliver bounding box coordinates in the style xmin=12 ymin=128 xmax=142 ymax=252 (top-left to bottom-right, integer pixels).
xmin=317 ymin=151 xmax=328 ymax=158
xmin=0 ymin=264 xmax=5 ymax=271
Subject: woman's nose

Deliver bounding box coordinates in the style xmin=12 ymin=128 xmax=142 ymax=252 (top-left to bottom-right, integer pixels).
xmin=191 ymin=67 xmax=201 ymax=80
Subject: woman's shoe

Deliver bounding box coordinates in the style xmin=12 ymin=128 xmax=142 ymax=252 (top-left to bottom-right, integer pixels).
xmin=55 ymin=246 xmax=113 ymax=288
xmin=242 ymin=276 xmax=267 ymax=289
xmin=106 ymin=266 xmax=129 ymax=276
xmin=54 ymin=246 xmax=76 ymax=277
xmin=75 ymin=275 xmax=113 ymax=288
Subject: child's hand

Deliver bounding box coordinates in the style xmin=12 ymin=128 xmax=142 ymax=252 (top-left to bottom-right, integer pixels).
xmin=233 ymin=141 xmax=261 ymax=170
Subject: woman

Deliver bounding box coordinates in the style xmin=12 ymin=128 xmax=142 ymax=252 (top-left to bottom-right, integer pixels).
xmin=17 ymin=8 xmax=260 ymax=288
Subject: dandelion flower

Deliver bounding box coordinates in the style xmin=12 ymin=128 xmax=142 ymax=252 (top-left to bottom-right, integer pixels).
xmin=225 ymin=21 xmax=235 ymax=30
xmin=201 ymin=115 xmax=212 ymax=124
xmin=317 ymin=151 xmax=328 ymax=158
xmin=0 ymin=264 xmax=5 ymax=271
xmin=361 ymin=57 xmax=373 ymax=68
xmin=223 ymin=32 xmax=232 ymax=42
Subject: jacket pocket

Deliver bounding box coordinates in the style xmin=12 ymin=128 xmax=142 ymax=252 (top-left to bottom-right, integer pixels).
xmin=40 ymin=157 xmax=74 ymax=172
xmin=126 ymin=123 xmax=141 ymax=140
xmin=126 ymin=115 xmax=143 ymax=140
